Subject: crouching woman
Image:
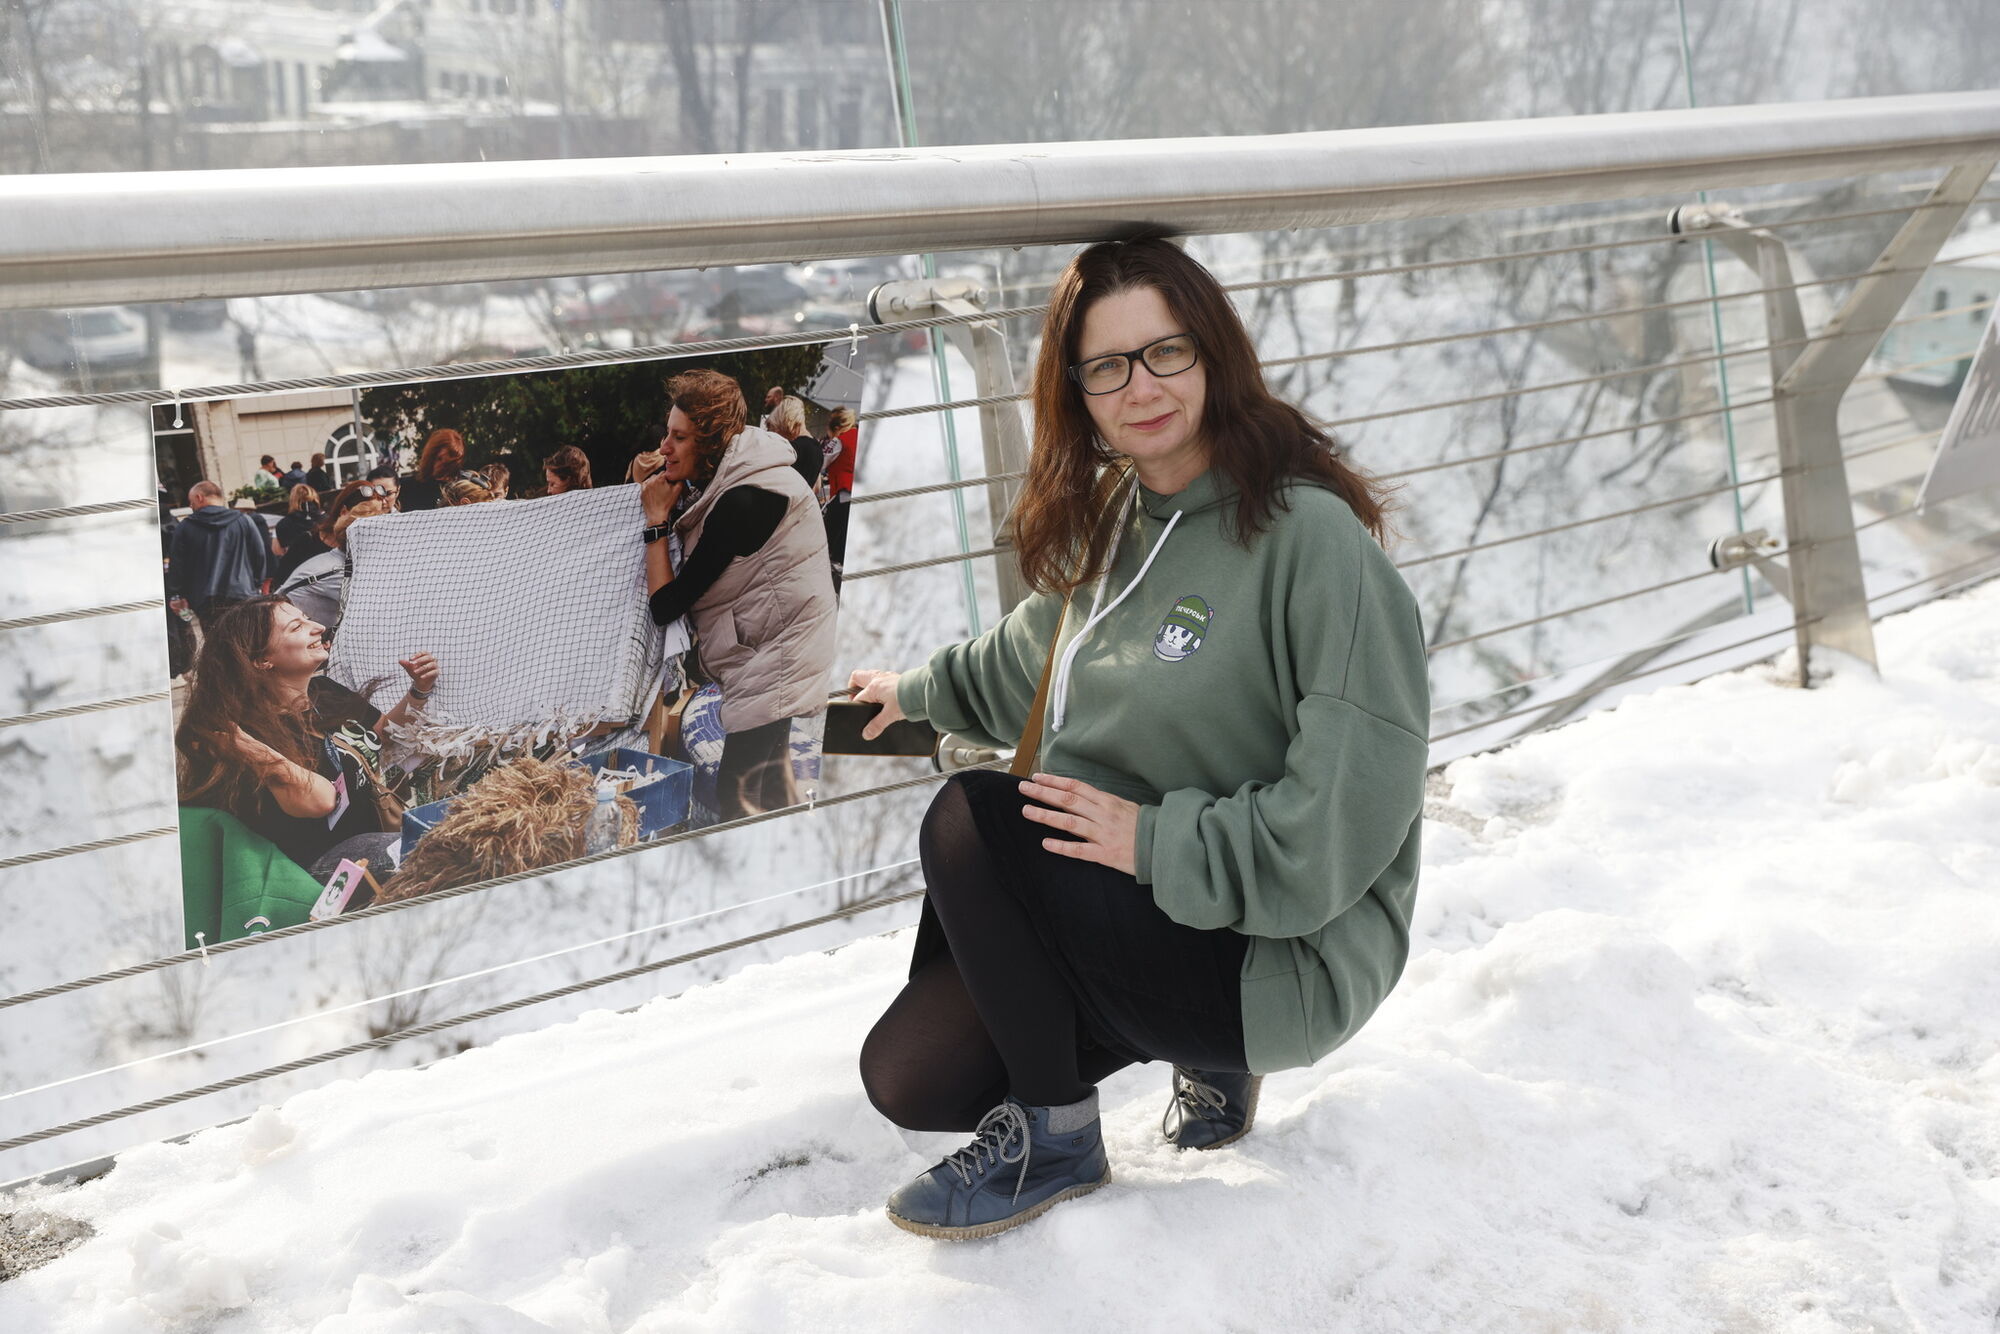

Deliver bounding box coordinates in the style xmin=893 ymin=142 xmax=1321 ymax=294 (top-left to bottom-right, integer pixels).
xmin=845 ymin=238 xmax=1430 ymax=1239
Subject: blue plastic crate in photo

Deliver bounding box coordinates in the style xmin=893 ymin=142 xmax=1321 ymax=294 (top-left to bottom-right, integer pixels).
xmin=577 ymin=747 xmax=694 ymax=840
xmin=400 ymin=795 xmax=460 ymax=857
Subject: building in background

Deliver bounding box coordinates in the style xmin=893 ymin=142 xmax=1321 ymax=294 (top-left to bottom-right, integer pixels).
xmin=1874 ymin=214 xmax=2000 ymax=392
xmin=0 ymin=0 xmax=894 ymax=172
xmin=152 ymin=389 xmax=369 ymax=501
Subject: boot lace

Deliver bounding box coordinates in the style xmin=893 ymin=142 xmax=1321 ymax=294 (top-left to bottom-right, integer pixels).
xmin=944 ymin=1100 xmax=1033 ymax=1203
xmin=1163 ymin=1067 xmax=1230 ymax=1140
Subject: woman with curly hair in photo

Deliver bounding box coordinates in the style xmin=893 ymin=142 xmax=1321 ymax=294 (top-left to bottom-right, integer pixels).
xmin=641 ymin=369 xmax=836 ymax=821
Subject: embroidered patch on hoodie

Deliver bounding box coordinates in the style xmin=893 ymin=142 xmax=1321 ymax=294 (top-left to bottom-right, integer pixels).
xmin=1154 ymin=594 xmax=1214 ymax=662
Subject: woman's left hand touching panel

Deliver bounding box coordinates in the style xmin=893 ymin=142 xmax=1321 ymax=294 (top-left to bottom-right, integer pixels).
xmin=400 ymin=651 xmax=440 ymax=694
xmin=1019 ymin=773 xmax=1139 ymax=876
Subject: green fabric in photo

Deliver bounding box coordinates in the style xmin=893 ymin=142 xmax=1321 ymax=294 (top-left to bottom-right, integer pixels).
xmin=179 ymin=806 xmax=325 ymax=950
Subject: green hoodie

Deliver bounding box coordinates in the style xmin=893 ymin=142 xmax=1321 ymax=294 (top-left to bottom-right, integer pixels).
xmin=896 ymin=468 xmax=1429 ymax=1075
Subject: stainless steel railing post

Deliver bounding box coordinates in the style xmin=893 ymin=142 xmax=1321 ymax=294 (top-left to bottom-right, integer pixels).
xmin=1679 ymin=156 xmax=1997 ymax=684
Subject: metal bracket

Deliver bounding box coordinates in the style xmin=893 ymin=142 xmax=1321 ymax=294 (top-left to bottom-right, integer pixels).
xmin=869 ymin=278 xmax=1033 ymax=614
xmin=932 ymin=733 xmax=1006 ymax=773
xmin=1707 ymin=526 xmax=1790 ymax=604
xmin=1671 ymin=158 xmax=1998 ymax=684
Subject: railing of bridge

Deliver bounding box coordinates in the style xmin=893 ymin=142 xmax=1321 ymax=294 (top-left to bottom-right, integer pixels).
xmin=3 ymin=93 xmax=2000 ymax=1186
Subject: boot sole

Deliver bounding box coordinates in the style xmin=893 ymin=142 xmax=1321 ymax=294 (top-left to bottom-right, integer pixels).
xmin=1181 ymin=1075 xmax=1264 ymax=1152
xmin=885 ymin=1169 xmax=1110 ymax=1241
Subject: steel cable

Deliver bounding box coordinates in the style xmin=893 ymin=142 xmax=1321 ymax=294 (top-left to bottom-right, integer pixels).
xmin=0 ymin=763 xmax=997 ymax=1010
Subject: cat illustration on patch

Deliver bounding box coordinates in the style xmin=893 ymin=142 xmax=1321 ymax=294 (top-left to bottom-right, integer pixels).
xmin=1154 ymin=595 xmax=1214 ymax=663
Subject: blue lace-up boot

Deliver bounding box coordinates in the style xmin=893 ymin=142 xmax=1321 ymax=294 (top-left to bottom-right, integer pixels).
xmin=1162 ymin=1067 xmax=1262 ymax=1150
xmin=885 ymin=1091 xmax=1109 ymax=1239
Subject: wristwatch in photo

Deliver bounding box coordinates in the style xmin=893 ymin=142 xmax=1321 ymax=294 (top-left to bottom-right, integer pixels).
xmin=642 ymin=522 xmax=672 ymax=544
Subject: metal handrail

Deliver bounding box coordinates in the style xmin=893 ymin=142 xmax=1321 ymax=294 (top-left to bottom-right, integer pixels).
xmin=5 ymin=91 xmax=1999 ymax=310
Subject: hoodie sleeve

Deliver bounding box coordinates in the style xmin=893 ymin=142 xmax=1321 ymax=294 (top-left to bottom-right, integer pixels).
xmin=164 ymin=521 xmax=189 ymax=598
xmin=250 ymin=514 xmax=274 ymax=587
xmin=1134 ymin=515 xmax=1430 ymax=940
xmin=894 ymin=589 xmax=1068 ymax=752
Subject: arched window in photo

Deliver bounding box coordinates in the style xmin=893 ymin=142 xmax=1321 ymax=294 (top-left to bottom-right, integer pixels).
xmin=324 ymin=421 xmax=367 ymax=486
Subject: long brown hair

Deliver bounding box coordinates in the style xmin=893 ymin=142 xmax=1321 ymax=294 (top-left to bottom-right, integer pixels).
xmin=417 ymin=428 xmax=466 ymax=482
xmin=667 ymin=369 xmax=749 ymax=485
xmin=174 ymin=597 xmax=325 ymax=822
xmin=543 ymin=445 xmax=593 ymax=493
xmin=1012 ymin=239 xmax=1390 ymax=594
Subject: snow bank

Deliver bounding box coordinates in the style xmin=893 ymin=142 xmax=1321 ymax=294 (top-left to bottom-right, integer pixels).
xmin=4 ymin=590 xmax=1999 ymax=1331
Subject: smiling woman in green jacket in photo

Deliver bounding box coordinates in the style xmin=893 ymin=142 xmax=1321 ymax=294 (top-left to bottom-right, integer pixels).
xmin=846 ymin=237 xmax=1430 ymax=1240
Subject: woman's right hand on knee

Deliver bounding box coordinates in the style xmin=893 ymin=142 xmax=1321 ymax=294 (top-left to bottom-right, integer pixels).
xmin=846 ymin=668 xmax=905 ymax=740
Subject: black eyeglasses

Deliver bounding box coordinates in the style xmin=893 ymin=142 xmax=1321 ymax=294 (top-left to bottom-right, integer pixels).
xmin=1067 ymin=332 xmax=1200 ymax=396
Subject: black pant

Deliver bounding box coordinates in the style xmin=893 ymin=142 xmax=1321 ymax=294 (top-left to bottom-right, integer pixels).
xmin=860 ymin=770 xmax=1248 ymax=1132
xmin=714 ymin=716 xmax=797 ymax=821
xmin=823 ymin=495 xmax=851 ymax=589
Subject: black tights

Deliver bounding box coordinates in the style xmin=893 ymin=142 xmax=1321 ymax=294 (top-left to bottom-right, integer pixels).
xmin=859 ymin=778 xmax=1131 ymax=1131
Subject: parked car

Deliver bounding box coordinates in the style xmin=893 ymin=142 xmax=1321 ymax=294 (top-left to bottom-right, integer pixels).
xmin=548 ymin=275 xmax=686 ymax=336
xmin=708 ymin=268 xmax=812 ymax=320
xmin=13 ymin=307 xmax=149 ymax=375
xmin=164 ymin=299 xmax=230 ymax=331
xmin=794 ymin=256 xmax=912 ymax=303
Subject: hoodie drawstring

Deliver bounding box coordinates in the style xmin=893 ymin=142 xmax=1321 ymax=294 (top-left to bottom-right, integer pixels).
xmin=1052 ymin=490 xmax=1181 ymax=732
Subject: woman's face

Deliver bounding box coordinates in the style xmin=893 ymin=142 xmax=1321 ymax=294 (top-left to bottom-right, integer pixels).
xmin=544 ymin=467 xmax=565 ymax=495
xmin=659 ymin=407 xmax=699 ymax=483
xmin=1075 ymin=285 xmax=1208 ymax=483
xmin=259 ymin=602 xmax=329 ymax=676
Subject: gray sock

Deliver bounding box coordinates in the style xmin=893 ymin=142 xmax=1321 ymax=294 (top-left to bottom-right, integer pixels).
xmin=1039 ymin=1087 xmax=1099 ymax=1134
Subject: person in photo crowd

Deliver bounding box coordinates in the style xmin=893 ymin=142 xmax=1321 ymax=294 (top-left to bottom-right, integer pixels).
xmin=400 ymin=428 xmax=468 ymax=512
xmin=766 ymin=395 xmax=823 ymax=491
xmin=248 ymin=454 xmax=284 ymax=492
xmin=272 ymin=483 xmax=326 ymax=584
xmin=626 ymin=423 xmax=666 ymax=485
xmin=821 ymin=404 xmax=858 ymax=585
xmin=167 ymin=479 xmax=273 ymax=632
xmin=642 ymin=370 xmax=836 ymax=821
xmin=175 ymin=595 xmax=439 ymax=878
xmin=482 ymin=461 xmax=512 ymax=500
xmin=304 ymin=452 xmax=331 ymax=493
xmin=844 ymin=238 xmax=1429 ymax=1239
xmin=543 ymin=445 xmax=594 ymax=495
xmin=278 ymin=478 xmax=394 ymax=633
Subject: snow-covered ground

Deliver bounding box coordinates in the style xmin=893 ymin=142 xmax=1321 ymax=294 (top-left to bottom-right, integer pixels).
xmin=4 ymin=574 xmax=1997 ymax=1331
